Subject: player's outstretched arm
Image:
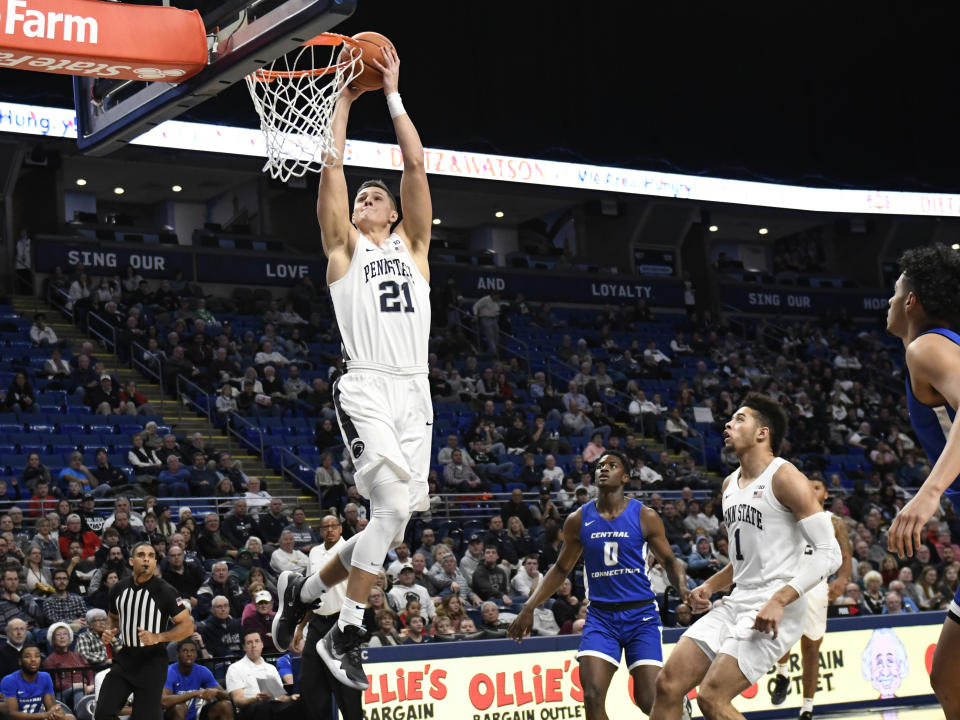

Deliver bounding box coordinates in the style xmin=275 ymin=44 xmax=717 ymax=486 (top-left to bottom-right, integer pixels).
xmin=507 ymin=509 xmax=584 ymax=642
xmin=640 ymin=506 xmax=690 ymax=603
xmin=316 ymin=85 xmax=363 ymax=257
xmin=369 ymin=47 xmax=431 ymax=258
xmin=889 ymin=335 xmax=960 ymax=557
xmin=828 ymin=516 xmax=853 ymax=601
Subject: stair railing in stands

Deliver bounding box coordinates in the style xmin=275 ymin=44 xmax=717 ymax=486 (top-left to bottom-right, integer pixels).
xmin=48 ymin=286 xmax=74 ymax=325
xmin=176 ymin=374 xmax=214 ymax=433
xmin=225 ymin=410 xmax=265 ymax=459
xmin=86 ymin=311 xmax=117 ymax=353
xmin=278 ymin=447 xmax=322 ymax=502
xmin=129 ymin=340 xmax=166 ymax=409
xmin=450 ymin=304 xmax=532 ymax=372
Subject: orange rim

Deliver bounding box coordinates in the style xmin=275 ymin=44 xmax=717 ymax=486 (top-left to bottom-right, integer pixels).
xmin=251 ymin=32 xmax=361 ymax=82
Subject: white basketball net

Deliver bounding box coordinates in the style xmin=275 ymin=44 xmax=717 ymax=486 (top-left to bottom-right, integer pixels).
xmin=245 ymin=35 xmax=362 ymax=182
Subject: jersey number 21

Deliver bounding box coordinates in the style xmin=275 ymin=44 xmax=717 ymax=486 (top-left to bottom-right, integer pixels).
xmin=379 ymin=281 xmax=414 ymax=313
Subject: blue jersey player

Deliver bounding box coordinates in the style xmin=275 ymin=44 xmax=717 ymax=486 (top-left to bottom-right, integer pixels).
xmin=885 ymin=243 xmax=960 ymax=719
xmin=509 ymin=450 xmax=690 ymax=720
xmin=1 ymin=645 xmax=75 ymax=720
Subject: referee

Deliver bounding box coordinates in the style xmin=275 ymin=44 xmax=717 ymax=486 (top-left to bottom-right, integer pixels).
xmin=96 ymin=541 xmax=195 ymax=720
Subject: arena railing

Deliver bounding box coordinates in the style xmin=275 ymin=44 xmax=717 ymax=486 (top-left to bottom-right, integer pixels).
xmin=277 ymin=446 xmax=322 ymax=502
xmin=450 ymin=305 xmax=532 ymax=372
xmin=176 ymin=374 xmax=213 ymax=429
xmin=47 ymin=286 xmax=75 ymax=326
xmin=129 ymin=340 xmax=166 ymax=409
xmin=86 ymin=311 xmax=117 ymax=354
xmin=225 ymin=411 xmax=265 ymax=459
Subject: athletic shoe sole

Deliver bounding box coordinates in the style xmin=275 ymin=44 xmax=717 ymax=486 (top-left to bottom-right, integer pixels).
xmin=317 ymin=629 xmax=370 ymax=691
xmin=272 ymin=571 xmax=297 ymax=652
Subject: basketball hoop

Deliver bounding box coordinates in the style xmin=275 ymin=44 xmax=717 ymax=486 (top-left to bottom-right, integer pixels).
xmin=245 ymin=33 xmax=362 ymax=181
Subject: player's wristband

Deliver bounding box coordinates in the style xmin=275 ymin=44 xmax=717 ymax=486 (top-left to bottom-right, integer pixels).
xmin=386 ymin=92 xmax=406 ymax=119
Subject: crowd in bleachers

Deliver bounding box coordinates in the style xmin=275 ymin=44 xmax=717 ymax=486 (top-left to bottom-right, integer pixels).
xmin=0 ymin=256 xmax=955 ymax=710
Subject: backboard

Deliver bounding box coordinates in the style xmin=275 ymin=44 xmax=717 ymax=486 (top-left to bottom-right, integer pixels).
xmin=72 ymin=0 xmax=356 ymax=156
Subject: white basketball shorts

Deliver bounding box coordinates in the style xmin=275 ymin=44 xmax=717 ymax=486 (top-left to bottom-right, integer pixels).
xmin=332 ymin=370 xmax=432 ymax=513
xmin=802 ymin=580 xmax=828 ymax=641
xmin=682 ymin=584 xmax=806 ymax=684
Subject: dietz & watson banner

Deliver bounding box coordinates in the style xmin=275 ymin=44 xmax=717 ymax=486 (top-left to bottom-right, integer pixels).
xmin=721 ymin=284 xmax=890 ymax=317
xmin=436 ymin=267 xmax=685 ymax=307
xmin=362 ymin=614 xmax=940 ymax=719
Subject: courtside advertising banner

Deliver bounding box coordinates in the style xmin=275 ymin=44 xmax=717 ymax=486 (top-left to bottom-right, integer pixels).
xmin=362 ymin=615 xmax=940 ymax=719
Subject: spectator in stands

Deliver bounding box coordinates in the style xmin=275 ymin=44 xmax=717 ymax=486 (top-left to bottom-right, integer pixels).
xmin=42 ymin=567 xmax=87 ymax=634
xmin=479 ymin=601 xmax=512 ymax=633
xmin=198 ymin=594 xmax=243 ymax=657
xmin=253 ymin=340 xmax=290 ymax=369
xmin=216 ymin=453 xmax=250 ymax=492
xmin=283 ymin=508 xmax=318 ymax=551
xmin=197 ymin=514 xmax=238 ymax=561
xmin=222 ymin=499 xmax=259 ymax=549
xmin=471 ymin=544 xmax=511 ymax=606
xmin=530 ymin=488 xmax=561 ymax=526
xmin=0 ymin=569 xmax=40 ymax=629
xmin=862 ymin=570 xmax=885 ymax=614
xmin=188 ymin=452 xmax=220 ymax=496
xmin=128 ymin=435 xmax=164 ymax=482
xmin=687 ymin=536 xmax=721 ymax=581
xmin=119 ymin=380 xmax=154 ymax=416
xmin=257 ymin=499 xmax=288 ymax=547
xmin=158 ymin=455 xmax=191 ymax=498
xmin=2 ymin=372 xmax=36 ymax=415
xmin=162 ymin=544 xmax=203 ymax=610
xmin=38 ymin=347 xmax=77 ymax=392
xmin=28 ymin=481 xmax=56 ymax=518
xmin=76 ymin=608 xmax=120 ymax=666
xmin=883 ymin=591 xmax=907 ymax=615
xmin=225 ymin=631 xmax=295 ymax=713
xmin=367 ymin=609 xmax=403 ymax=647
xmin=156 ymin=433 xmax=185 ymax=466
xmin=441 ymin=449 xmax=482 ymax=491
xmin=270 ymin=531 xmax=309 ymax=575
xmin=664 ymin=407 xmax=695 ymax=452
xmin=661 ymin=502 xmax=690 ymax=554
xmin=29 ymin=313 xmax=58 ymax=347
xmin=915 ymin=566 xmax=944 ymax=610
xmin=582 ymin=432 xmax=606 ymax=464
xmin=561 ymin=381 xmax=589 ymax=414
xmin=43 ymin=622 xmax=94 ymax=704
xmin=429 ymin=551 xmax=477 ymax=605
xmin=561 ymin=400 xmax=593 ymax=437
xmin=388 ymin=564 xmax=435 ymax=621
xmin=242 ymin=590 xmax=277 ymax=653
xmin=499 ymin=489 xmax=534 ymax=528
xmin=510 ymin=555 xmax=542 ymax=600
xmin=198 ymin=563 xmax=245 ymax=619
xmin=0 ymin=619 xmax=27 ymax=677
xmin=59 ymin=513 xmax=101 ymax=560
xmin=472 ymin=291 xmax=502 ymax=355
xmin=409 ymin=551 xmax=440 ymax=597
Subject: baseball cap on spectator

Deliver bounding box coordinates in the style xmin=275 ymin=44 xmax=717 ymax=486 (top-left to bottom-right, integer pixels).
xmin=155 ymin=503 xmax=168 ymax=515
xmin=254 ymin=590 xmax=272 ymax=604
xmin=82 ymin=494 xmax=94 ymax=502
xmin=100 ymin=375 xmax=112 ymax=383
xmin=66 ymin=513 xmax=81 ymax=524
xmin=399 ymin=563 xmax=414 ymax=573
xmin=468 ymin=534 xmax=482 ymax=544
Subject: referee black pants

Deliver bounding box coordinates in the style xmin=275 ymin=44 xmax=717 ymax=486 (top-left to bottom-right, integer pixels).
xmin=300 ymin=614 xmax=363 ymax=720
xmin=95 ymin=650 xmax=169 ymax=720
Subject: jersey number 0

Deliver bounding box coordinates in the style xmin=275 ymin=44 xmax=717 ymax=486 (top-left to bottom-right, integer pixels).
xmin=379 ymin=280 xmax=415 ymax=313
xmin=603 ymin=541 xmax=619 ymax=566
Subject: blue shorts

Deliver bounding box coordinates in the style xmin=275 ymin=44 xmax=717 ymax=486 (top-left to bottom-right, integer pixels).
xmin=576 ymin=603 xmax=663 ymax=670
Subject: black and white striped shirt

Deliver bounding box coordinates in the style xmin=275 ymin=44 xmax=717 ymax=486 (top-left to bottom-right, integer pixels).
xmin=108 ymin=576 xmax=183 ymax=654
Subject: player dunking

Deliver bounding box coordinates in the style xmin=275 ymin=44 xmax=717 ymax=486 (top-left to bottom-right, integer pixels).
xmin=648 ymin=393 xmax=841 ymax=720
xmin=272 ymin=43 xmax=433 ymax=691
xmin=507 ymin=450 xmax=691 ymax=720
xmin=768 ymin=476 xmax=851 ymax=719
xmin=885 ymin=244 xmax=960 ymax=718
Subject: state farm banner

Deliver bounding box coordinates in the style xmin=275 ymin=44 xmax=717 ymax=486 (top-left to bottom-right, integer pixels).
xmin=0 ymin=0 xmax=206 ymax=80
xmin=362 ymin=614 xmax=941 ymax=718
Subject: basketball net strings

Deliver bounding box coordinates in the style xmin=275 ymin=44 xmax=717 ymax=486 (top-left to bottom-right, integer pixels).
xmin=246 ymin=45 xmax=362 ymax=181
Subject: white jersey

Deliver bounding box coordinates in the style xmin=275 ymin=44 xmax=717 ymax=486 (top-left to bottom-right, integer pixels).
xmin=722 ymin=457 xmax=803 ymax=590
xmin=328 ymin=232 xmax=430 ymax=372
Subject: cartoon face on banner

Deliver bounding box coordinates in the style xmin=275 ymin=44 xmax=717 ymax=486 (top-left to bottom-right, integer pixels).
xmin=862 ymin=629 xmax=910 ymax=698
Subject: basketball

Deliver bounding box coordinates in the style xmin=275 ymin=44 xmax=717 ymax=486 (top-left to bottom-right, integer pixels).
xmin=348 ymin=31 xmax=394 ymax=91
